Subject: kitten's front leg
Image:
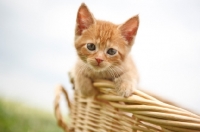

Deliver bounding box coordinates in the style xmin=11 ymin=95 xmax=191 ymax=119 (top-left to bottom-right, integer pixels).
xmin=74 ymin=73 xmax=97 ymax=97
xmin=114 ymin=73 xmax=138 ymax=97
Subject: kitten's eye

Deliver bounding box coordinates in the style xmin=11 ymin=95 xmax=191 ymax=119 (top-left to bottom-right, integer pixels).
xmin=107 ymin=48 xmax=117 ymax=55
xmin=87 ymin=43 xmax=96 ymax=51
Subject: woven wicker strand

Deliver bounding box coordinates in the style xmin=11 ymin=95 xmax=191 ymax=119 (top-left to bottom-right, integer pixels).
xmin=54 ymin=78 xmax=200 ymax=132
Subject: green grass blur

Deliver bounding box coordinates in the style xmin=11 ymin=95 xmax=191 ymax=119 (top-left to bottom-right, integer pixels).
xmin=0 ymin=98 xmax=63 ymax=132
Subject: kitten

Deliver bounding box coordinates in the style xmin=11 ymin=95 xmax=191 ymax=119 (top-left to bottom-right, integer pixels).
xmin=73 ymin=3 xmax=139 ymax=97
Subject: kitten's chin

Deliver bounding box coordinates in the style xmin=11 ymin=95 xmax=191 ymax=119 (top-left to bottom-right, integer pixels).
xmin=89 ymin=65 xmax=108 ymax=72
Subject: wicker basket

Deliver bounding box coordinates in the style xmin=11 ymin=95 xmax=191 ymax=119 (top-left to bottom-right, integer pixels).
xmin=54 ymin=76 xmax=200 ymax=132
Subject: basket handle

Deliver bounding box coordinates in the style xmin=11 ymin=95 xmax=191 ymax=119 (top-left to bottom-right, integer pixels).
xmin=54 ymin=85 xmax=71 ymax=132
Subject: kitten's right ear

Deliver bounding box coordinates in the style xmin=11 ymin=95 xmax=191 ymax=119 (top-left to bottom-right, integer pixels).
xmin=118 ymin=15 xmax=139 ymax=46
xmin=76 ymin=3 xmax=95 ymax=35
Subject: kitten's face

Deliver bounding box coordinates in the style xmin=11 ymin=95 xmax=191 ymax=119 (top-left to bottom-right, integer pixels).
xmin=74 ymin=3 xmax=139 ymax=72
xmin=75 ymin=21 xmax=127 ymax=71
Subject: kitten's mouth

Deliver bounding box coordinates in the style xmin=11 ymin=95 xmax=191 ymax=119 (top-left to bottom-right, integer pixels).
xmin=87 ymin=60 xmax=108 ymax=72
xmin=93 ymin=65 xmax=103 ymax=69
xmin=90 ymin=64 xmax=106 ymax=72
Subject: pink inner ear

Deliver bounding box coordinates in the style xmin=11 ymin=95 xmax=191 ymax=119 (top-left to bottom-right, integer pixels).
xmin=76 ymin=14 xmax=93 ymax=35
xmin=77 ymin=18 xmax=87 ymax=35
xmin=76 ymin=4 xmax=94 ymax=35
xmin=76 ymin=13 xmax=87 ymax=35
xmin=120 ymin=16 xmax=139 ymax=44
xmin=124 ymin=28 xmax=137 ymax=43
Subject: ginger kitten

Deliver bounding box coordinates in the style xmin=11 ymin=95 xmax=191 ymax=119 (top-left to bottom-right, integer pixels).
xmin=73 ymin=3 xmax=139 ymax=97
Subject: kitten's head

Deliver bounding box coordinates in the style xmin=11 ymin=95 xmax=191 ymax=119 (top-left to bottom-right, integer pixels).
xmin=74 ymin=3 xmax=139 ymax=72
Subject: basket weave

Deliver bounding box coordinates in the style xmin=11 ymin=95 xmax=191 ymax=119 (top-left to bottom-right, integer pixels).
xmin=54 ymin=77 xmax=200 ymax=132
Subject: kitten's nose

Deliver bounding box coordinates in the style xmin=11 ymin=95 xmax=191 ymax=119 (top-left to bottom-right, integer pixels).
xmin=95 ymin=58 xmax=103 ymax=64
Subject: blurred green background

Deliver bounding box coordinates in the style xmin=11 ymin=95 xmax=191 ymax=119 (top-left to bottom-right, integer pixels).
xmin=0 ymin=98 xmax=63 ymax=132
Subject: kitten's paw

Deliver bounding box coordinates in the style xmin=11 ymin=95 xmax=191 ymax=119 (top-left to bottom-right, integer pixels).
xmin=115 ymin=80 xmax=137 ymax=97
xmin=80 ymin=84 xmax=97 ymax=97
xmin=76 ymin=78 xmax=97 ymax=97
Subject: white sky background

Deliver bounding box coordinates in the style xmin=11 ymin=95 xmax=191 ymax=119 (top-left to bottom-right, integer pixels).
xmin=0 ymin=0 xmax=200 ymax=114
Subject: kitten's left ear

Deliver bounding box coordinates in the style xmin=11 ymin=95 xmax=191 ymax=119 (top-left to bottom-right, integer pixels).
xmin=119 ymin=15 xmax=139 ymax=45
xmin=76 ymin=3 xmax=95 ymax=35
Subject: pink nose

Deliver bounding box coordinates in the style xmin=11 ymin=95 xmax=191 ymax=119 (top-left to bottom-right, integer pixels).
xmin=95 ymin=58 xmax=103 ymax=64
